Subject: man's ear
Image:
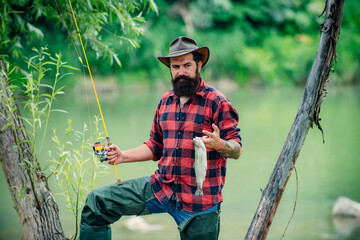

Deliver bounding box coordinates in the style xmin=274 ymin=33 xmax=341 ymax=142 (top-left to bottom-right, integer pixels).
xmin=198 ymin=61 xmax=203 ymax=72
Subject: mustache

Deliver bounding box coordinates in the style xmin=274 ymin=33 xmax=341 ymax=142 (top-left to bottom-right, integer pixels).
xmin=172 ymin=75 xmax=193 ymax=83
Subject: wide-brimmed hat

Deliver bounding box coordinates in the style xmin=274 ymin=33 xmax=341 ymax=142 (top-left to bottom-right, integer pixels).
xmin=158 ymin=36 xmax=210 ymax=68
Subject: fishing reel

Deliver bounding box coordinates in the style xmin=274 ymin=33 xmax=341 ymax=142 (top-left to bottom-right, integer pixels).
xmin=92 ymin=137 xmax=122 ymax=185
xmin=93 ymin=137 xmax=112 ymax=162
xmin=93 ymin=142 xmax=108 ymax=162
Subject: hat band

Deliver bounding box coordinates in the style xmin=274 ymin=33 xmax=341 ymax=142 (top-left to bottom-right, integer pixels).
xmin=169 ymin=49 xmax=195 ymax=56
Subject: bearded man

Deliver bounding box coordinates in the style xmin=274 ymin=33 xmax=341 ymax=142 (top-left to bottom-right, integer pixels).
xmin=80 ymin=36 xmax=242 ymax=240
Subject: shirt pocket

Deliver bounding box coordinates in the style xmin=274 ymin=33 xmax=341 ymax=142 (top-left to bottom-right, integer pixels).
xmin=192 ymin=114 xmax=212 ymax=138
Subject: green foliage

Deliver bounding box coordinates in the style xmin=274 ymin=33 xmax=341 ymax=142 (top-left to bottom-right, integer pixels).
xmin=0 ymin=0 xmax=44 ymax=58
xmin=0 ymin=0 xmax=157 ymax=67
xmin=116 ymin=0 xmax=359 ymax=86
xmin=20 ymin=47 xmax=77 ymax=168
xmin=49 ymin=117 xmax=108 ymax=240
xmin=333 ymin=0 xmax=360 ymax=84
xmin=1 ymin=0 xmax=359 ymax=86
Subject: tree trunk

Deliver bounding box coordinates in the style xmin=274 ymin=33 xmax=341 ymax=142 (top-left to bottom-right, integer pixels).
xmin=0 ymin=57 xmax=67 ymax=239
xmin=244 ymin=0 xmax=345 ymax=239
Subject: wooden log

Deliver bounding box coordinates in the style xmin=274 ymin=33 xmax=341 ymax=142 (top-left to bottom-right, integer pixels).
xmin=0 ymin=57 xmax=67 ymax=239
xmin=244 ymin=0 xmax=345 ymax=239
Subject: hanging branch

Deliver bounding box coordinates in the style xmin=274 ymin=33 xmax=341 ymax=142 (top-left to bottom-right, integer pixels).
xmin=244 ymin=0 xmax=345 ymax=239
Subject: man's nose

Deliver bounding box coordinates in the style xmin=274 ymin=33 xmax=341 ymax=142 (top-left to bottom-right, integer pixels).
xmin=178 ymin=66 xmax=186 ymax=76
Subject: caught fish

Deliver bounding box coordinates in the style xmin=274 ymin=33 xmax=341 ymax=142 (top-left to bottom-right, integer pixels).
xmin=193 ymin=137 xmax=207 ymax=197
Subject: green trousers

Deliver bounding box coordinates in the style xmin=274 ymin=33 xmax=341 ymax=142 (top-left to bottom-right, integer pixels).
xmin=80 ymin=176 xmax=220 ymax=240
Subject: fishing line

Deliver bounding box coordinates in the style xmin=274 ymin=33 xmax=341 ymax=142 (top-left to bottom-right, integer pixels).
xmin=280 ymin=166 xmax=299 ymax=240
xmin=65 ymin=0 xmax=121 ymax=184
xmin=67 ymin=0 xmax=108 ymax=135
xmin=54 ymin=0 xmax=82 ymax=62
xmin=54 ymin=0 xmax=93 ymax=134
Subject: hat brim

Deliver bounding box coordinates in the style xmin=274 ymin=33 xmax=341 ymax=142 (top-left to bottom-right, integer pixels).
xmin=158 ymin=47 xmax=209 ymax=68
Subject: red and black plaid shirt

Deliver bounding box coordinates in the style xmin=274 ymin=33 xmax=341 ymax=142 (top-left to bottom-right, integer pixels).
xmin=145 ymin=79 xmax=241 ymax=212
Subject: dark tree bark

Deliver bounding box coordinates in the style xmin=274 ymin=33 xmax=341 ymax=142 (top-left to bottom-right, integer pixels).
xmin=0 ymin=57 xmax=67 ymax=239
xmin=244 ymin=0 xmax=345 ymax=239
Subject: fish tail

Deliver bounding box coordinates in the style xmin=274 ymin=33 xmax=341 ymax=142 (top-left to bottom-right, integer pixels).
xmin=195 ymin=187 xmax=203 ymax=197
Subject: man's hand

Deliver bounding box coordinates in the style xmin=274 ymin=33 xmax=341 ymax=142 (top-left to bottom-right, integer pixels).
xmin=202 ymin=124 xmax=241 ymax=159
xmin=105 ymin=144 xmax=124 ymax=165
xmin=202 ymin=124 xmax=223 ymax=149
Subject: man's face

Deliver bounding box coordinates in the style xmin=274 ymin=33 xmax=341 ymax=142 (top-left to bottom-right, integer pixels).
xmin=170 ymin=53 xmax=202 ymax=97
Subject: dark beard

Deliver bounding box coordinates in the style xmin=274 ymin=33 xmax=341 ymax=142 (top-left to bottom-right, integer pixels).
xmin=171 ymin=71 xmax=201 ymax=98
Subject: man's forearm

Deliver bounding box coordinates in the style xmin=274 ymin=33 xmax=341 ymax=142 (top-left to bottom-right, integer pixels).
xmin=122 ymin=144 xmax=154 ymax=163
xmin=216 ymin=139 xmax=241 ymax=159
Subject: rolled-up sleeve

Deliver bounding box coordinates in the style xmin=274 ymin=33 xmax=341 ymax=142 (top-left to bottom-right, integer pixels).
xmin=217 ymin=100 xmax=242 ymax=146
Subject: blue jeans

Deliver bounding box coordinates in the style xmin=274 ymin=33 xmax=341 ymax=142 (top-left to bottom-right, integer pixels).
xmin=145 ymin=194 xmax=219 ymax=226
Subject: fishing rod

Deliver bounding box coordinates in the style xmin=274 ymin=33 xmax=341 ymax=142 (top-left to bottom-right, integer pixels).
xmin=67 ymin=0 xmax=121 ymax=185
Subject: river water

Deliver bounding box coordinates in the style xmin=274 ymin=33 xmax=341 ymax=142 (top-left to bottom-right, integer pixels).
xmin=0 ymin=84 xmax=359 ymax=240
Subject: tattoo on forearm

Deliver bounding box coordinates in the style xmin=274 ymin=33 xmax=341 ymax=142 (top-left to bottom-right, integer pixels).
xmin=218 ymin=140 xmax=241 ymax=159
